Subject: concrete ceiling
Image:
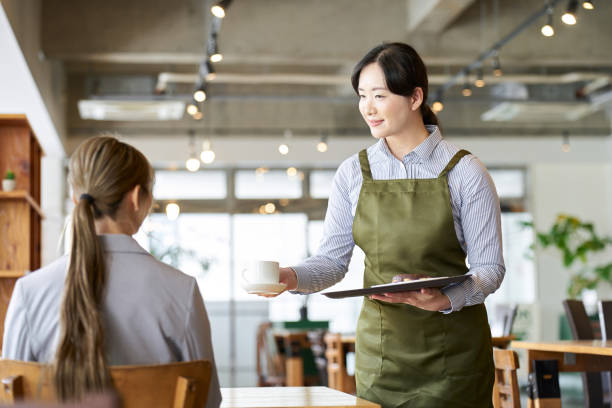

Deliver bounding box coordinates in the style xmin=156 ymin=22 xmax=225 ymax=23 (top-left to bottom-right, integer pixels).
xmin=37 ymin=0 xmax=612 ymax=146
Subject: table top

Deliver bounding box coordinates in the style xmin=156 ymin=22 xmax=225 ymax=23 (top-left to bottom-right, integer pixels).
xmin=220 ymin=387 xmax=380 ymax=408
xmin=340 ymin=335 xmax=513 ymax=346
xmin=512 ymin=340 xmax=612 ymax=356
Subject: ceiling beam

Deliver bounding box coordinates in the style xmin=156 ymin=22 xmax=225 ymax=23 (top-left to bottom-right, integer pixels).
xmin=406 ymin=0 xmax=476 ymax=34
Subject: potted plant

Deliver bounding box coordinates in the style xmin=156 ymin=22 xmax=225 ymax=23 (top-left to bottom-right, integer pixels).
xmin=522 ymin=214 xmax=612 ymax=299
xmin=2 ymin=170 xmax=16 ymax=192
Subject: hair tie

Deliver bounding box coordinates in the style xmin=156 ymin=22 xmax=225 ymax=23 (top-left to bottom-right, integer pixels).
xmin=80 ymin=193 xmax=95 ymax=204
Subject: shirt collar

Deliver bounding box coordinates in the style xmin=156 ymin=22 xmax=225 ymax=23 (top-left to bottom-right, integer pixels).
xmin=100 ymin=234 xmax=148 ymax=255
xmin=371 ymin=125 xmax=442 ymax=163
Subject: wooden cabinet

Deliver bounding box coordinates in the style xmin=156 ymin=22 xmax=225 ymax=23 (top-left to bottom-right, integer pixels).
xmin=0 ymin=114 xmax=44 ymax=347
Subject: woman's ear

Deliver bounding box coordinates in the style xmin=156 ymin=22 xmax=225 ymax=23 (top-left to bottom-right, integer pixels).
xmin=410 ymin=87 xmax=424 ymax=111
xmin=127 ymin=185 xmax=142 ymax=212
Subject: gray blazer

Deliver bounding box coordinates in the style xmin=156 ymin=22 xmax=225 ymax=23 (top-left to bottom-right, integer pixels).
xmin=2 ymin=234 xmax=221 ymax=408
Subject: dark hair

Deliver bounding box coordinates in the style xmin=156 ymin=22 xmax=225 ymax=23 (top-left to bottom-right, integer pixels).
xmin=351 ymin=42 xmax=438 ymax=127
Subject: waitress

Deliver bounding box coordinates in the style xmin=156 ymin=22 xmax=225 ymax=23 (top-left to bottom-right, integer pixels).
xmin=276 ymin=43 xmax=504 ymax=407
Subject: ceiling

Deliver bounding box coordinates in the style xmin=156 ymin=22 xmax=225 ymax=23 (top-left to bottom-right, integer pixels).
xmin=37 ymin=0 xmax=612 ymax=148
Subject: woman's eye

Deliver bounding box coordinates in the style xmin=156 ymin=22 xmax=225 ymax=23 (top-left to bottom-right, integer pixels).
xmin=359 ymin=95 xmax=365 ymax=99
xmin=375 ymin=95 xmax=385 ymax=99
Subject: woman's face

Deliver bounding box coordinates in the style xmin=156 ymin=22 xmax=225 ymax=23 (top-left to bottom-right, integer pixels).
xmin=358 ymin=63 xmax=416 ymax=140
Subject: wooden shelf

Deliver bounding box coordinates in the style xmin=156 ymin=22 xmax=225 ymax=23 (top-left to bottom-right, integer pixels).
xmin=0 ymin=270 xmax=26 ymax=279
xmin=0 ymin=190 xmax=45 ymax=218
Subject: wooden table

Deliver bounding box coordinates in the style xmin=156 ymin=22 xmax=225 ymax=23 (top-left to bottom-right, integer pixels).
xmin=511 ymin=340 xmax=612 ymax=373
xmin=220 ymin=387 xmax=381 ymax=408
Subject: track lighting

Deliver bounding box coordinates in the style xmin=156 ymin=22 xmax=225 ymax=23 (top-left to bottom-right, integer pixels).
xmin=474 ymin=68 xmax=485 ymax=88
xmin=211 ymin=0 xmax=232 ymax=18
xmin=562 ymin=0 xmax=578 ymax=25
xmin=492 ymin=55 xmax=502 ymax=77
xmin=193 ymin=111 xmax=203 ymax=120
xmin=193 ymin=85 xmax=207 ymax=103
xmin=201 ymin=61 xmax=216 ymax=81
xmin=208 ymin=33 xmax=223 ymax=63
xmin=541 ymin=6 xmax=555 ymax=36
xmin=582 ymin=0 xmax=594 ymax=10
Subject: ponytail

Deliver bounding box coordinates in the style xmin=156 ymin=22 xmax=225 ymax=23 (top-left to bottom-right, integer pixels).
xmin=53 ymin=136 xmax=153 ymax=401
xmin=54 ymin=196 xmax=111 ymax=401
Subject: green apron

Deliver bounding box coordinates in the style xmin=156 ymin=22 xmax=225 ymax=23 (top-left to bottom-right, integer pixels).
xmin=352 ymin=149 xmax=494 ymax=408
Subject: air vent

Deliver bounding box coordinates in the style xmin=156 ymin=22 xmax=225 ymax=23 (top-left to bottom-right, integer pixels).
xmin=78 ymin=100 xmax=185 ymax=121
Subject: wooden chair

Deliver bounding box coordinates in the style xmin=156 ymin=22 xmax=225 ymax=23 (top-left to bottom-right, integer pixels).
xmin=323 ymin=333 xmax=355 ymax=394
xmin=255 ymin=322 xmax=285 ymax=386
xmin=492 ymin=348 xmax=521 ymax=408
xmin=0 ymin=360 xmax=212 ymax=408
xmin=563 ymin=299 xmax=606 ymax=408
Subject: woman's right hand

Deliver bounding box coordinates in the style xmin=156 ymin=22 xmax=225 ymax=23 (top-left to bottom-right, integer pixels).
xmin=258 ymin=267 xmax=298 ymax=298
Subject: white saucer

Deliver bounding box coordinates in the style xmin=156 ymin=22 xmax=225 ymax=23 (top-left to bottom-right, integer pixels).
xmin=243 ymin=282 xmax=287 ymax=295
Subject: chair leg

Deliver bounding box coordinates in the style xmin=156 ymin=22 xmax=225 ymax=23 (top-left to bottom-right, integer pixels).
xmin=173 ymin=376 xmax=198 ymax=408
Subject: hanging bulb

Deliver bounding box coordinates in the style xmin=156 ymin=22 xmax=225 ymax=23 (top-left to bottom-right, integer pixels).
xmin=432 ymin=100 xmax=444 ymax=113
xmin=462 ymin=80 xmax=472 ymax=97
xmin=474 ymin=68 xmax=485 ymax=88
xmin=200 ymin=139 xmax=216 ymax=164
xmin=562 ymin=0 xmax=578 ymax=25
xmin=317 ymin=134 xmax=328 ymax=152
xmin=278 ymin=144 xmax=289 ymax=155
xmin=582 ymin=0 xmax=594 ymax=10
xmin=193 ymin=111 xmax=203 ymax=120
xmin=186 ymin=157 xmax=200 ymax=172
xmin=186 ymin=103 xmax=198 ymax=116
xmin=210 ymin=53 xmax=223 ymax=63
xmin=286 ymin=167 xmax=297 ymax=177
xmin=492 ymin=55 xmax=502 ymax=77
xmin=166 ymin=203 xmax=180 ymax=221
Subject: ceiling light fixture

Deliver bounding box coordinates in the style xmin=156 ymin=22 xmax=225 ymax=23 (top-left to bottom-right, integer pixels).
xmin=193 ymin=111 xmax=203 ymax=120
xmin=193 ymin=83 xmax=207 ymax=103
xmin=582 ymin=0 xmax=594 ymax=10
xmin=279 ymin=129 xmax=292 ymax=155
xmin=208 ymin=34 xmax=223 ymax=63
xmin=492 ymin=55 xmax=502 ymax=77
xmin=474 ymin=68 xmax=485 ymax=88
xmin=186 ymin=132 xmax=201 ymax=172
xmin=166 ymin=203 xmax=180 ymax=221
xmin=317 ymin=134 xmax=328 ymax=152
xmin=186 ymin=102 xmax=198 ymax=116
xmin=462 ymin=80 xmax=472 ymax=97
xmin=541 ymin=6 xmax=555 ymax=36
xmin=201 ymin=61 xmax=216 ymax=81
xmin=561 ymin=131 xmax=571 ymax=152
xmin=200 ymin=139 xmax=216 ymax=164
xmin=432 ymin=99 xmax=444 ymax=113
xmin=211 ymin=0 xmax=232 ymax=18
xmin=561 ymin=0 xmax=578 ymax=25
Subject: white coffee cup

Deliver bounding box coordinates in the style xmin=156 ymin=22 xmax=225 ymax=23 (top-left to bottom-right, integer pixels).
xmin=242 ymin=260 xmax=280 ymax=284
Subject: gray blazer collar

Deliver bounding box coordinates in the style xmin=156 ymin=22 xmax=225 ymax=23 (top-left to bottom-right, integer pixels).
xmin=99 ymin=234 xmax=148 ymax=254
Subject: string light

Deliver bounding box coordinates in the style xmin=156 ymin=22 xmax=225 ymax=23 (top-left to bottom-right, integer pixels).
xmin=492 ymin=55 xmax=502 ymax=77
xmin=474 ymin=68 xmax=485 ymax=88
xmin=462 ymin=80 xmax=472 ymax=97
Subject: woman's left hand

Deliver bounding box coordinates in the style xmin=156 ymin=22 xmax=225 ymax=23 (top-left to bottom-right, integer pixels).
xmin=369 ymin=274 xmax=451 ymax=311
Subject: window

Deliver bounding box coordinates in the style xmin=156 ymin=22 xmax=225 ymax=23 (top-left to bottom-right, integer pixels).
xmin=310 ymin=170 xmax=336 ymax=199
xmin=235 ymin=170 xmax=302 ymax=198
xmin=154 ymin=170 xmax=226 ymax=199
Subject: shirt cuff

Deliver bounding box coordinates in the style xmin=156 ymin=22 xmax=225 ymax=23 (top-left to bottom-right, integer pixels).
xmin=289 ymin=265 xmax=313 ymax=294
xmin=440 ymin=284 xmax=466 ymax=314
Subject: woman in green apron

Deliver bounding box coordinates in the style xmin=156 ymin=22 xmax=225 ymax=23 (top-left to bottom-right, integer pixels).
xmin=274 ymin=43 xmax=504 ymax=407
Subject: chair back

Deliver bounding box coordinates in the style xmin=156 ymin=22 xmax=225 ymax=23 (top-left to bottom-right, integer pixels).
xmin=492 ymin=348 xmax=521 ymax=408
xmin=492 ymin=304 xmax=518 ymax=337
xmin=255 ymin=322 xmax=285 ymax=386
xmin=598 ymin=300 xmax=612 ymax=341
xmin=0 ymin=360 xmax=212 ymax=408
xmin=563 ymin=299 xmax=604 ymax=407
xmin=323 ymin=333 xmax=345 ymax=391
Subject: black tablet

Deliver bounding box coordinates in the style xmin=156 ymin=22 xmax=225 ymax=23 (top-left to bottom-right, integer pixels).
xmin=321 ymin=275 xmax=471 ymax=299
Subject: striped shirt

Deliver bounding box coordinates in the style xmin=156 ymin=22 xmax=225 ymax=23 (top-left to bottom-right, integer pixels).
xmin=292 ymin=125 xmax=505 ymax=313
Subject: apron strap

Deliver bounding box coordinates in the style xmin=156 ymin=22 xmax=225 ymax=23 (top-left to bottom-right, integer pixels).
xmin=358 ymin=149 xmax=373 ymax=181
xmin=438 ymin=149 xmax=471 ymax=178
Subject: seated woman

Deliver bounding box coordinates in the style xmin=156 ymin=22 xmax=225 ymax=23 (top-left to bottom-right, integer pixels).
xmin=2 ymin=136 xmax=221 ymax=407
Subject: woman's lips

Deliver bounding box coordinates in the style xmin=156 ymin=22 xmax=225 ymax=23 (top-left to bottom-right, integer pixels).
xmin=368 ymin=119 xmax=383 ymax=127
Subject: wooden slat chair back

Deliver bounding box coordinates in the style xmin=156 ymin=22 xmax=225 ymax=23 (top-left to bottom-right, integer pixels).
xmin=492 ymin=348 xmax=521 ymax=408
xmin=0 ymin=360 xmax=212 ymax=408
xmin=323 ymin=332 xmax=345 ymax=391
